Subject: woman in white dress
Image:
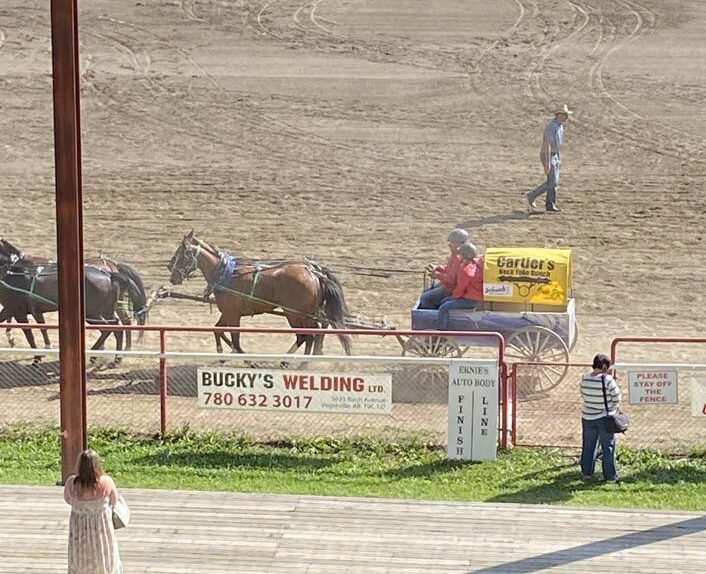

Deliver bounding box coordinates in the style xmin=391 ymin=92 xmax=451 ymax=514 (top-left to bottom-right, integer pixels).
xmin=63 ymin=449 xmax=123 ymax=574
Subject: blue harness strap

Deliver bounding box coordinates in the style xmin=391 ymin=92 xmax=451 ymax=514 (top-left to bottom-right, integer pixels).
xmin=214 ymin=254 xmax=238 ymax=291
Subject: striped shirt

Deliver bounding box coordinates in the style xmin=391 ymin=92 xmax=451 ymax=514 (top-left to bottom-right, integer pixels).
xmin=580 ymin=372 xmax=621 ymax=420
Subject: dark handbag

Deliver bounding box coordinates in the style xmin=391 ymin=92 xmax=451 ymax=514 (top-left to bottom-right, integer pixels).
xmin=601 ymin=374 xmax=629 ymax=433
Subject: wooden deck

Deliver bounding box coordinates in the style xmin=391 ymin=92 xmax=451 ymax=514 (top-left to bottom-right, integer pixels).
xmin=1 ymin=485 xmax=704 ymax=573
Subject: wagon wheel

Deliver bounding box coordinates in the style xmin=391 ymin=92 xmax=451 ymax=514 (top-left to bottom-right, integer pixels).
xmin=505 ymin=326 xmax=569 ymax=397
xmin=401 ymin=336 xmax=466 ymax=388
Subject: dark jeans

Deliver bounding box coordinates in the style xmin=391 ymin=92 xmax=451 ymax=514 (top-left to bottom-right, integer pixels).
xmin=418 ymin=285 xmax=448 ymax=310
xmin=580 ymin=417 xmax=618 ymax=480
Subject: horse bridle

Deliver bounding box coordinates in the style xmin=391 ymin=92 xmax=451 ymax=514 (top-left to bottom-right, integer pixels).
xmin=168 ymin=241 xmax=198 ymax=281
xmin=169 ymin=237 xmax=217 ymax=282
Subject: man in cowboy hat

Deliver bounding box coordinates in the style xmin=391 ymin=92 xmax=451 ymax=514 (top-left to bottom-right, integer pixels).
xmin=526 ymin=104 xmax=573 ymax=212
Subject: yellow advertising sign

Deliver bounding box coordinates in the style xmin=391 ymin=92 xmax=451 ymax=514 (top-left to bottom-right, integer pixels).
xmin=482 ymin=248 xmax=572 ymax=306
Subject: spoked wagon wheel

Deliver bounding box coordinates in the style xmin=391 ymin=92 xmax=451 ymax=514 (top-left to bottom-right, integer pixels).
xmin=401 ymin=335 xmax=466 ymax=389
xmin=505 ymin=326 xmax=569 ymax=398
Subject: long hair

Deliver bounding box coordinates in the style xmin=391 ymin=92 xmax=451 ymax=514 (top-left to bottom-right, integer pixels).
xmin=74 ymin=449 xmax=103 ymax=493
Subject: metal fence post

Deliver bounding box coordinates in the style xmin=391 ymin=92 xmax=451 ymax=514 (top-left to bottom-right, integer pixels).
xmin=511 ymin=363 xmax=517 ymax=446
xmin=159 ymin=329 xmax=168 ymax=437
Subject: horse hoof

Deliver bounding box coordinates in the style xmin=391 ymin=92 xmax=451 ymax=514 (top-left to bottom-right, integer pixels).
xmin=31 ymin=357 xmax=42 ymax=367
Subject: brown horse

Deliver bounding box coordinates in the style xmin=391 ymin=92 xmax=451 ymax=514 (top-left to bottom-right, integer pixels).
xmin=167 ymin=231 xmax=351 ymax=356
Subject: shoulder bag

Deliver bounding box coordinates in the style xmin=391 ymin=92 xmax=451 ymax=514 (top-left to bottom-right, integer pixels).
xmin=601 ymin=374 xmax=629 ymax=433
xmin=112 ymin=494 xmax=130 ymax=530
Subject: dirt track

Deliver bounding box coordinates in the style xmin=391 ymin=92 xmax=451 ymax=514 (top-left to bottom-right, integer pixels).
xmin=1 ymin=1 xmax=705 ymax=443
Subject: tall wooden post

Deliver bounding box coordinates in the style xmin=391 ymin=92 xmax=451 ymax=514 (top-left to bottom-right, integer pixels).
xmin=50 ymin=0 xmax=87 ymax=482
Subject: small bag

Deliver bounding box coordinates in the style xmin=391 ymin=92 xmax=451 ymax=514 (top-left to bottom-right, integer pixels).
xmin=601 ymin=374 xmax=629 ymax=434
xmin=112 ymin=494 xmax=130 ymax=530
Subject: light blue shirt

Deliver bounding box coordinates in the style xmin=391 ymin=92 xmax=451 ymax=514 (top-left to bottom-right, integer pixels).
xmin=542 ymin=117 xmax=564 ymax=156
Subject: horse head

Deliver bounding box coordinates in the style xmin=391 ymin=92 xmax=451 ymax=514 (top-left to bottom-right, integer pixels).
xmin=167 ymin=232 xmax=199 ymax=285
xmin=0 ymin=238 xmax=24 ymax=264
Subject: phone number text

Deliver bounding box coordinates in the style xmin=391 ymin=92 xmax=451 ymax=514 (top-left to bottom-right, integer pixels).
xmin=202 ymin=392 xmax=313 ymax=409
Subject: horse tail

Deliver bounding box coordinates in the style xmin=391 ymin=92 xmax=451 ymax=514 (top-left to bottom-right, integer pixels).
xmin=110 ymin=271 xmax=148 ymax=344
xmin=316 ymin=265 xmax=352 ymax=355
xmin=115 ymin=262 xmax=149 ymax=342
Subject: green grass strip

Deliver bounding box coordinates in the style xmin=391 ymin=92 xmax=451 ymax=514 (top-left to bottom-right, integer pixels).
xmin=1 ymin=424 xmax=704 ymax=511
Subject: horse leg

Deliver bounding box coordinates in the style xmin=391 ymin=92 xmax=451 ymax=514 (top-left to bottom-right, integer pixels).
xmin=113 ymin=321 xmax=124 ymax=365
xmin=214 ymin=315 xmax=227 ymax=354
xmin=16 ymin=313 xmax=41 ymax=365
xmin=88 ymin=325 xmax=112 ymax=366
xmin=33 ymin=313 xmax=52 ymax=349
xmin=0 ymin=309 xmax=14 ymax=348
xmin=117 ymin=307 xmax=132 ymax=352
xmin=312 ymin=321 xmax=328 ymax=355
xmin=284 ymin=316 xmax=309 ymax=355
xmin=229 ymin=316 xmax=244 ymax=354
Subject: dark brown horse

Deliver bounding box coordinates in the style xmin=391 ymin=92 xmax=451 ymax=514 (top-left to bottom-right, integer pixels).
xmin=167 ymin=231 xmax=351 ymax=356
xmin=0 ymin=238 xmax=150 ymax=353
xmin=85 ymin=255 xmax=150 ymax=348
xmin=0 ymin=238 xmax=52 ymax=349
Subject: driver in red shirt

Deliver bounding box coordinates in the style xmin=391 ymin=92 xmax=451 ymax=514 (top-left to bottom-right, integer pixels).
xmin=437 ymin=242 xmax=483 ymax=330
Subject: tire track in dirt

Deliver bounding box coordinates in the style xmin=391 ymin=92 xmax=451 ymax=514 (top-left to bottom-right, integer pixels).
xmin=177 ymin=0 xmax=206 ymax=22
xmin=527 ymin=0 xmax=591 ymax=104
xmin=158 ymin=1 xmax=496 ymax=191
xmin=585 ymin=0 xmax=706 ymax=164
xmin=91 ymin=14 xmax=356 ymax=177
xmin=515 ymin=0 xmax=705 ymax=168
xmin=309 ymin=0 xmax=337 ymax=35
xmin=81 ymin=25 xmax=275 ymax=170
xmin=111 ymin=7 xmax=481 ymax=195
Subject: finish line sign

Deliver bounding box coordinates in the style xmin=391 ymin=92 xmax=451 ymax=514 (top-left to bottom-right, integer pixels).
xmin=197 ymin=367 xmax=392 ymax=414
xmin=448 ymin=360 xmax=499 ymax=461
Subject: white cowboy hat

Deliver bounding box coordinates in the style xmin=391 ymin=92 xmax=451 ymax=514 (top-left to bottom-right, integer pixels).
xmin=555 ymin=104 xmax=574 ymax=116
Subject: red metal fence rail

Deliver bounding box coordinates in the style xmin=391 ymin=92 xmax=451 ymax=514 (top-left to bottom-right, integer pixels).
xmin=0 ymin=323 xmax=510 ymax=448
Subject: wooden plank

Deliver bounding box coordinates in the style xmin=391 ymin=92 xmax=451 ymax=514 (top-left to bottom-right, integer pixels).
xmin=1 ymin=486 xmax=705 ymax=574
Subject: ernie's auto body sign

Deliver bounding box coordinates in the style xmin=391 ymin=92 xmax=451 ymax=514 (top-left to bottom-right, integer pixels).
xmin=197 ymin=368 xmax=392 ymax=414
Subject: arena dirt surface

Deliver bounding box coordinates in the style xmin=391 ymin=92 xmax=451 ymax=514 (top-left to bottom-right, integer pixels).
xmin=1 ymin=1 xmax=705 ymax=443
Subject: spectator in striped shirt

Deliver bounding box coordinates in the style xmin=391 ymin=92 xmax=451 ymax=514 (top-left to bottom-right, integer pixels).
xmin=579 ymin=354 xmax=621 ymax=481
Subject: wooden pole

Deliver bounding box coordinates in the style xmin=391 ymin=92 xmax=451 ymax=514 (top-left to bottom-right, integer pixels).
xmin=50 ymin=0 xmax=87 ymax=482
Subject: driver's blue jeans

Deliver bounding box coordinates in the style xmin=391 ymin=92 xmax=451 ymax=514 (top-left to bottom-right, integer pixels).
xmin=437 ymin=297 xmax=478 ymax=330
xmin=418 ymin=285 xmax=448 ymax=310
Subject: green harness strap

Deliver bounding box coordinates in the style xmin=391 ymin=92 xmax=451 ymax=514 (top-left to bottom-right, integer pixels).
xmin=250 ymin=267 xmax=262 ymax=301
xmin=0 ymin=278 xmax=56 ymax=306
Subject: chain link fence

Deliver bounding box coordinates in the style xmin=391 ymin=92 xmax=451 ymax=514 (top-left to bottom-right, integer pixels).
xmin=512 ymin=362 xmax=706 ymax=452
xmin=0 ymin=329 xmax=505 ymax=447
xmin=3 ymin=326 xmax=703 ymax=452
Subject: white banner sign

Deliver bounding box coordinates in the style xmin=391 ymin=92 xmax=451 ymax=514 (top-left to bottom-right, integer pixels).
xmin=627 ymin=369 xmax=678 ymax=405
xmin=692 ymin=377 xmax=706 ymax=417
xmin=197 ymin=368 xmax=391 ymax=414
xmin=447 ymin=360 xmax=499 ymax=461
